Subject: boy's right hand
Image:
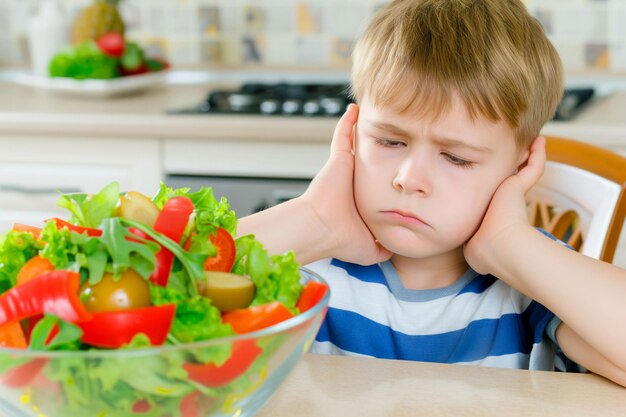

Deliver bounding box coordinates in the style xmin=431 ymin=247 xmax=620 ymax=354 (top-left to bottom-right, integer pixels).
xmin=300 ymin=103 xmax=392 ymax=265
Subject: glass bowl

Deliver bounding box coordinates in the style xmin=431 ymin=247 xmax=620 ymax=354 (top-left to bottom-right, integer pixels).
xmin=0 ymin=268 xmax=329 ymax=417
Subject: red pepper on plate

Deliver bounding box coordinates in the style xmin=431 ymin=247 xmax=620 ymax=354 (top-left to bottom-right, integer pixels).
xmin=78 ymin=304 xmax=176 ymax=348
xmin=0 ymin=270 xmax=91 ymax=327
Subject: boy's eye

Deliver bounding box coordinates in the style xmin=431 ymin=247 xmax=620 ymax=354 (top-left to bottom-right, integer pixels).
xmin=374 ymin=138 xmax=406 ymax=148
xmin=442 ymin=152 xmax=473 ymax=168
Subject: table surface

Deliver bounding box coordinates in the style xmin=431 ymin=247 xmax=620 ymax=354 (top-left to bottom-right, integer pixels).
xmin=257 ymin=353 xmax=626 ymax=417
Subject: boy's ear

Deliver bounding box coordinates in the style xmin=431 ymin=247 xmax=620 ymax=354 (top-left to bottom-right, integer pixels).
xmin=515 ymin=135 xmax=543 ymax=172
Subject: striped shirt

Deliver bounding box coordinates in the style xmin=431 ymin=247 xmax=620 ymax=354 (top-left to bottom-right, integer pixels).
xmin=306 ymin=257 xmax=571 ymax=371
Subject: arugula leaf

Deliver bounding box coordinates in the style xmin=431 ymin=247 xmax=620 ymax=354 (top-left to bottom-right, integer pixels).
xmin=121 ymin=218 xmax=205 ymax=296
xmin=29 ymin=314 xmax=83 ymax=351
xmin=98 ymin=218 xmax=159 ymax=281
xmin=57 ymin=181 xmax=120 ymax=228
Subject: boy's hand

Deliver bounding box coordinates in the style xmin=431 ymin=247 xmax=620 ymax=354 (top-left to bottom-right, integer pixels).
xmin=301 ymin=103 xmax=392 ymax=265
xmin=464 ymin=136 xmax=546 ymax=275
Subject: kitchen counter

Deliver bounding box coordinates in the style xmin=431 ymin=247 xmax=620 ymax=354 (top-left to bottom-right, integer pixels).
xmin=0 ymin=80 xmax=624 ymax=150
xmin=258 ymin=353 xmax=626 ymax=417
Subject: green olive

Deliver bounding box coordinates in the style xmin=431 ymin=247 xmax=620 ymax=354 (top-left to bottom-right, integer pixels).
xmin=116 ymin=191 xmax=160 ymax=227
xmin=80 ymin=269 xmax=151 ymax=312
xmin=201 ymin=272 xmax=255 ymax=312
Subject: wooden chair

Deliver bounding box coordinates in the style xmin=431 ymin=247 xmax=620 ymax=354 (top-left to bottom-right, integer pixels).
xmin=526 ymin=136 xmax=626 ymax=263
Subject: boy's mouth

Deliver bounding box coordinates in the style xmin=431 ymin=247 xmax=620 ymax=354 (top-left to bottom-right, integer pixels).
xmin=381 ymin=210 xmax=430 ymax=227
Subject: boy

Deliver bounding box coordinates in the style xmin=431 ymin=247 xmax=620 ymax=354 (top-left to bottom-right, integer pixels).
xmin=239 ymin=0 xmax=626 ymax=386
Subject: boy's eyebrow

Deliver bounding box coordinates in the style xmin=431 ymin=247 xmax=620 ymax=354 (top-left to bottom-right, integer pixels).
xmin=368 ymin=121 xmax=491 ymax=153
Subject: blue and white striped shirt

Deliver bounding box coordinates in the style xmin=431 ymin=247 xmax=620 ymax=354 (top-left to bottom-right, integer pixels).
xmin=307 ymin=257 xmax=568 ymax=371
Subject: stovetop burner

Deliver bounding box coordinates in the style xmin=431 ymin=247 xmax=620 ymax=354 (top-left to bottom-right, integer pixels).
xmin=169 ymin=82 xmax=353 ymax=117
xmin=168 ymin=83 xmax=594 ymax=121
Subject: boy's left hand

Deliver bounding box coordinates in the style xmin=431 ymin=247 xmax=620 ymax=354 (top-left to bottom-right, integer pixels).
xmin=464 ymin=136 xmax=546 ymax=275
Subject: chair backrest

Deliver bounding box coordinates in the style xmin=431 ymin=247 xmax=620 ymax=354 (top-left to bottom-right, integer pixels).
xmin=526 ymin=136 xmax=626 ymax=263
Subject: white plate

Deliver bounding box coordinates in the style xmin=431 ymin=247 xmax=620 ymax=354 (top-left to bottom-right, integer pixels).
xmin=12 ymin=70 xmax=169 ymax=97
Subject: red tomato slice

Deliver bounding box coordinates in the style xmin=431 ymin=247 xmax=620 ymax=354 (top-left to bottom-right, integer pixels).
xmin=205 ymin=228 xmax=236 ymax=272
xmin=184 ymin=227 xmax=236 ymax=272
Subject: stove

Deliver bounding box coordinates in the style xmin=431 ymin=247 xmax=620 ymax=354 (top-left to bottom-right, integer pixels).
xmin=169 ymin=83 xmax=594 ymax=121
xmin=170 ymin=82 xmax=354 ymax=117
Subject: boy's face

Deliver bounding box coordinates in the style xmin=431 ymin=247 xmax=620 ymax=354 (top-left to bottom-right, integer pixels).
xmin=354 ymin=93 xmax=527 ymax=259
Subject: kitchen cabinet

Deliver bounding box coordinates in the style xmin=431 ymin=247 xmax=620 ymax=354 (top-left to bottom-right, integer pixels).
xmin=0 ymin=135 xmax=160 ymax=231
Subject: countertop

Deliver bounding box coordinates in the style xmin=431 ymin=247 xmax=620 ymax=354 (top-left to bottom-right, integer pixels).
xmin=0 ymin=76 xmax=625 ymax=150
xmin=257 ymin=353 xmax=626 ymax=417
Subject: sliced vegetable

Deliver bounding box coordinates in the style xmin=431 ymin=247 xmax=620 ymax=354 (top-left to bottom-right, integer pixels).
xmin=12 ymin=223 xmax=42 ymax=238
xmin=222 ymin=301 xmax=294 ymax=334
xmin=201 ymin=271 xmax=255 ymax=312
xmin=16 ymin=255 xmax=54 ymax=286
xmin=0 ymin=270 xmax=91 ymax=326
xmin=1 ymin=358 xmax=48 ymax=388
xmin=183 ymin=339 xmax=262 ymax=387
xmin=49 ymin=218 xmax=103 ymax=237
xmin=0 ymin=322 xmax=27 ymax=348
xmin=117 ymin=191 xmax=160 ymax=227
xmin=186 ymin=228 xmax=236 ymax=272
xmin=80 ymin=269 xmax=151 ymax=312
xmin=79 ymin=304 xmax=176 ymax=348
xmin=296 ymin=281 xmax=329 ymax=313
xmin=149 ymin=196 xmax=195 ymax=286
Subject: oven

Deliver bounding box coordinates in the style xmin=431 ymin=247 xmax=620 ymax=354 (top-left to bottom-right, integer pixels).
xmin=164 ymin=174 xmax=311 ymax=216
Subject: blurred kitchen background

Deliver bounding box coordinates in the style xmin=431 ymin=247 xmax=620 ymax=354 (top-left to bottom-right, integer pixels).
xmin=1 ymin=0 xmax=626 ymax=74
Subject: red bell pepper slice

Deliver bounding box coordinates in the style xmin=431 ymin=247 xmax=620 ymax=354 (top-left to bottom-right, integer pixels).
xmin=222 ymin=302 xmax=294 ymax=334
xmin=78 ymin=304 xmax=176 ymax=348
xmin=150 ymin=196 xmax=195 ymax=286
xmin=16 ymin=255 xmax=55 ymax=286
xmin=183 ymin=339 xmax=262 ymax=387
xmin=12 ymin=223 xmax=42 ymax=239
xmin=0 ymin=322 xmax=27 ymax=348
xmin=1 ymin=358 xmax=48 ymax=388
xmin=0 ymin=270 xmax=91 ymax=327
xmin=296 ymin=281 xmax=329 ymax=313
xmin=48 ymin=218 xmax=103 ymax=237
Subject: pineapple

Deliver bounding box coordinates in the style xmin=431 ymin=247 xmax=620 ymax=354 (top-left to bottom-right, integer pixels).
xmin=71 ymin=0 xmax=125 ymax=45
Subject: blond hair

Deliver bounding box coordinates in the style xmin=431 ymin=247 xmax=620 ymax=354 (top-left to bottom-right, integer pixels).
xmin=351 ymin=0 xmax=563 ymax=147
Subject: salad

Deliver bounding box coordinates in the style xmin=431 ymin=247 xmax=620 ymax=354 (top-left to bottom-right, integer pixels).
xmin=0 ymin=182 xmax=328 ymax=417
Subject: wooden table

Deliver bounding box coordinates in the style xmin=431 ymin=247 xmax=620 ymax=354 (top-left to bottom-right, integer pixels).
xmin=257 ymin=353 xmax=626 ymax=417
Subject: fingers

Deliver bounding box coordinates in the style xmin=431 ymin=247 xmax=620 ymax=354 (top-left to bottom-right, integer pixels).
xmin=517 ymin=135 xmax=546 ymax=192
xmin=330 ymin=103 xmax=359 ymax=154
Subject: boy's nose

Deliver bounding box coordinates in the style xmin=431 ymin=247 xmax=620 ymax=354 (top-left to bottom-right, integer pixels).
xmin=392 ymin=156 xmax=432 ymax=196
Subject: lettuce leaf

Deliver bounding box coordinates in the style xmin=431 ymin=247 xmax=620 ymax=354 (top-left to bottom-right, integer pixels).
xmin=232 ymin=235 xmax=302 ymax=311
xmin=0 ymin=230 xmax=44 ymax=293
xmin=57 ymin=181 xmax=120 ymax=228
